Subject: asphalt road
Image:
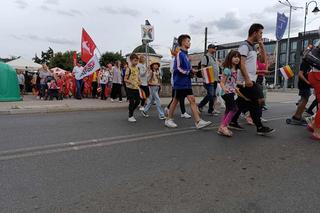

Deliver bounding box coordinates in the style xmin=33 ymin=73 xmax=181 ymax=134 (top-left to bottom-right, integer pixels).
xmin=0 ymin=103 xmax=319 ymax=213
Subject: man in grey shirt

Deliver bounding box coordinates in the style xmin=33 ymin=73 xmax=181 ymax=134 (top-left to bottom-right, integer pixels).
xmin=198 ymin=44 xmax=220 ymax=115
xmin=230 ymin=23 xmax=274 ymax=136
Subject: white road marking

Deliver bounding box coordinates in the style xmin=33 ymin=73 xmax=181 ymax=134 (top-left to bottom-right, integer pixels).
xmin=0 ymin=116 xmax=290 ymax=161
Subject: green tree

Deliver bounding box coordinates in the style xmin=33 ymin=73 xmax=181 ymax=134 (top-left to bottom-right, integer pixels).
xmin=100 ymin=52 xmax=125 ymax=66
xmin=49 ymin=51 xmax=80 ymax=71
xmin=161 ymin=67 xmax=171 ymax=84
xmin=32 ymin=47 xmax=54 ymax=65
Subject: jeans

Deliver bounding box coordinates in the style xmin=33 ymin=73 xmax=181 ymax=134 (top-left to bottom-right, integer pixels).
xmin=76 ymin=79 xmax=83 ymax=99
xmin=198 ymin=82 xmax=217 ymax=113
xmin=144 ymin=86 xmax=164 ymax=117
xmin=40 ymin=83 xmax=47 ymax=98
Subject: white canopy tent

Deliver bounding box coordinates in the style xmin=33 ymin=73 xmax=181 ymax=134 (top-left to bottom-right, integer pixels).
xmin=6 ymin=57 xmax=42 ymax=71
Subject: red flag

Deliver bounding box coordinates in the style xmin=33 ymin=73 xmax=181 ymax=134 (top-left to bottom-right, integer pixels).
xmin=73 ymin=51 xmax=77 ymax=66
xmin=81 ymin=28 xmax=96 ymax=63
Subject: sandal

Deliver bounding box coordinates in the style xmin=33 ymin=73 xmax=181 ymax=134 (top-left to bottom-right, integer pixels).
xmin=217 ymin=127 xmax=233 ymax=137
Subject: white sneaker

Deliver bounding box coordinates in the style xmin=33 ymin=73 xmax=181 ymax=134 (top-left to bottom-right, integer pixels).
xmin=165 ymin=119 xmax=178 ymax=128
xmin=119 ymin=100 xmax=123 ymax=103
xmin=128 ymin=117 xmax=137 ymax=122
xmin=181 ymin=112 xmax=191 ymax=119
xmin=111 ymin=99 xmax=115 ymax=102
xmin=141 ymin=111 xmax=149 ymax=118
xmin=261 ymin=117 xmax=268 ymax=122
xmin=196 ymin=119 xmax=212 ymax=129
xmin=139 ymin=106 xmax=145 ymax=111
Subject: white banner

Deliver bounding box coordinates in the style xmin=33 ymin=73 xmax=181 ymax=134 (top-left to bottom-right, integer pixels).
xmin=75 ymin=55 xmax=100 ymax=80
xmin=141 ymin=25 xmax=154 ymax=42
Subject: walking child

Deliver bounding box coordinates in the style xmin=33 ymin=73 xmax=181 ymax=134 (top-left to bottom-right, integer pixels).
xmin=125 ymin=54 xmax=141 ymax=122
xmin=141 ymin=61 xmax=165 ymax=120
xmin=217 ymin=50 xmax=241 ymax=137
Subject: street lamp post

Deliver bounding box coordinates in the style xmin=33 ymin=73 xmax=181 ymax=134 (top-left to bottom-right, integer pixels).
xmin=304 ymin=1 xmax=320 ymax=36
xmin=279 ymin=0 xmax=303 ymax=90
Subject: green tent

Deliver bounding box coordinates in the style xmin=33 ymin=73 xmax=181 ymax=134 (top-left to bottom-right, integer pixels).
xmin=0 ymin=62 xmax=22 ymax=102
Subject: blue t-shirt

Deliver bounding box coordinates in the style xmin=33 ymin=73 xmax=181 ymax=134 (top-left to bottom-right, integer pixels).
xmin=173 ymin=49 xmax=192 ymax=89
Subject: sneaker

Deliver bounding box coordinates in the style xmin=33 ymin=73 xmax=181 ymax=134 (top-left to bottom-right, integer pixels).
xmin=213 ymin=109 xmax=221 ymax=114
xmin=208 ymin=111 xmax=219 ymax=116
xmin=198 ymin=106 xmax=203 ymax=113
xmin=159 ymin=116 xmax=166 ymax=120
xmin=257 ymin=126 xmax=275 ymax=136
xmin=139 ymin=106 xmax=145 ymax=111
xmin=228 ymin=122 xmax=245 ymax=131
xmin=141 ymin=111 xmax=149 ymax=118
xmin=195 ymin=119 xmax=212 ymax=129
xmin=165 ymin=119 xmax=178 ymax=128
xmin=305 ymin=116 xmax=314 ymax=126
xmin=261 ymin=117 xmax=268 ymax=123
xmin=128 ymin=117 xmax=137 ymax=122
xmin=111 ymin=99 xmax=115 ymax=102
xmin=181 ymin=112 xmax=191 ymax=119
xmin=119 ymin=100 xmax=123 ymax=103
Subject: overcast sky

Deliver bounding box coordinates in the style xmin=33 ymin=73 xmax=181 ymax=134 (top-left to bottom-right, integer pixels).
xmin=1 ymin=0 xmax=319 ymax=60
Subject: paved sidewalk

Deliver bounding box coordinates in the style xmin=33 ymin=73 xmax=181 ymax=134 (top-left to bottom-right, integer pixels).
xmin=0 ymin=91 xmax=302 ymax=115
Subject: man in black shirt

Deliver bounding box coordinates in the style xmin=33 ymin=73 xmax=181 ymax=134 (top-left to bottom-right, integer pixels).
xmin=291 ymin=59 xmax=311 ymax=123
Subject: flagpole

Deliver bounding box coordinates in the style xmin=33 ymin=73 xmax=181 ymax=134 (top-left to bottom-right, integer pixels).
xmin=95 ymin=47 xmax=103 ymax=58
xmin=274 ymin=40 xmax=279 ymax=87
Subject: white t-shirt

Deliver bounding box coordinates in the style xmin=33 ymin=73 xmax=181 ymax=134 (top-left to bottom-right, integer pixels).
xmin=17 ymin=74 xmax=25 ymax=85
xmin=73 ymin=66 xmax=83 ymax=80
xmin=138 ymin=63 xmax=148 ymax=86
xmin=238 ymin=41 xmax=257 ymax=82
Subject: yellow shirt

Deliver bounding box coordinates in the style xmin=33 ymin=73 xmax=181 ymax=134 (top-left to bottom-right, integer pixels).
xmin=92 ymin=72 xmax=97 ymax=82
xmin=125 ymin=66 xmax=140 ymax=90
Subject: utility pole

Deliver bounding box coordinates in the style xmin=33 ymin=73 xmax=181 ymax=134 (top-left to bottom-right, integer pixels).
xmin=204 ymin=27 xmax=208 ymax=54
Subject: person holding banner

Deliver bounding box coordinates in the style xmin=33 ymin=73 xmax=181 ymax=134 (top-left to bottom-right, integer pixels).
xmin=165 ymin=34 xmax=212 ymax=129
xmin=198 ymin=44 xmax=220 ymax=116
xmin=72 ymin=62 xmax=84 ymax=100
xmin=125 ymin=54 xmax=141 ymax=122
xmin=99 ymin=67 xmax=109 ymax=100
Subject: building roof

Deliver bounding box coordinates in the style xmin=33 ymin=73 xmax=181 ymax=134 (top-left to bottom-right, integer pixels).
xmin=132 ymin=44 xmax=156 ymax=54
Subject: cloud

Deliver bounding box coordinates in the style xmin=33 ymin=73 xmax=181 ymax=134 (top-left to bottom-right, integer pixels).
xmin=45 ymin=37 xmax=76 ymax=45
xmin=173 ymin=19 xmax=181 ymax=24
xmin=100 ymin=6 xmax=141 ymax=17
xmin=152 ymin=9 xmax=160 ymax=14
xmin=12 ymin=34 xmax=76 ymax=45
xmin=43 ymin=0 xmax=59 ymax=5
xmin=56 ymin=9 xmax=75 ymax=17
xmin=14 ymin=0 xmax=28 ymax=9
xmin=213 ymin=11 xmax=243 ymax=31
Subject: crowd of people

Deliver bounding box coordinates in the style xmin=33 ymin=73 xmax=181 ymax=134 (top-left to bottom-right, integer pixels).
xmin=27 ymin=62 xmax=129 ymax=101
xmin=123 ymin=23 xmax=276 ymax=137
xmin=18 ymin=22 xmax=320 ymax=139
